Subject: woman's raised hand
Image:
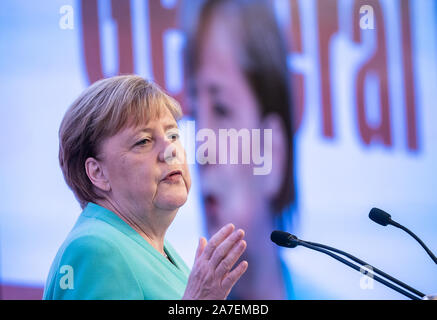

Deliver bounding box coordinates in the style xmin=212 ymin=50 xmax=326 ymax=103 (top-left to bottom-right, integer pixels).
xmin=182 ymin=224 xmax=248 ymax=300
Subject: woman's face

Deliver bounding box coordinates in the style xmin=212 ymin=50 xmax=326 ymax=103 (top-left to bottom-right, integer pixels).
xmin=191 ymin=14 xmax=268 ymax=238
xmin=97 ymin=107 xmax=191 ymax=215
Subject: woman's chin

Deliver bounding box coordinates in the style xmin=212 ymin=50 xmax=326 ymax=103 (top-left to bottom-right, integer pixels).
xmin=155 ymin=192 xmax=188 ymax=211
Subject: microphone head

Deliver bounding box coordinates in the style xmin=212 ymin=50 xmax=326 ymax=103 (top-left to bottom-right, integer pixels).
xmin=369 ymin=207 xmax=392 ymax=226
xmin=271 ymin=231 xmax=299 ymax=248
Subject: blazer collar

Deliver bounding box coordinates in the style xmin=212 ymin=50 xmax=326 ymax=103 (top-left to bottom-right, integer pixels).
xmin=82 ymin=202 xmax=185 ymax=273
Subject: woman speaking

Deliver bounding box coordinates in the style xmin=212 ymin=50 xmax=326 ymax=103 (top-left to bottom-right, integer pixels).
xmin=43 ymin=75 xmax=248 ymax=299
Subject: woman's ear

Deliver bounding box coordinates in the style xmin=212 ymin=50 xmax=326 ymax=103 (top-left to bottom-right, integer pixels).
xmin=85 ymin=157 xmax=111 ymax=192
xmin=259 ymin=113 xmax=286 ymax=200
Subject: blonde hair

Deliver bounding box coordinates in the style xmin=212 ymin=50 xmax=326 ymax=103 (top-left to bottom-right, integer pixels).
xmin=59 ymin=75 xmax=183 ymax=208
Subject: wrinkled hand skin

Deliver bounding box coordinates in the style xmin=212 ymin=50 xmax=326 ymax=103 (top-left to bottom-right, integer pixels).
xmin=182 ymin=224 xmax=248 ymax=300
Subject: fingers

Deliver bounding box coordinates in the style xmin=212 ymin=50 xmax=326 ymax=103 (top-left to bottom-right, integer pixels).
xmin=221 ymin=260 xmax=248 ymax=292
xmin=210 ymin=229 xmax=245 ymax=269
xmin=195 ymin=237 xmax=207 ymax=260
xmin=201 ymin=223 xmax=235 ymax=260
xmin=215 ymin=238 xmax=246 ymax=279
xmin=184 ymin=225 xmax=248 ymax=300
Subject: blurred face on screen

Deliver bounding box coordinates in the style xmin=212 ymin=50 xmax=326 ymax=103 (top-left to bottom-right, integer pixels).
xmin=191 ymin=13 xmax=271 ymax=238
xmin=95 ymin=108 xmax=191 ymax=216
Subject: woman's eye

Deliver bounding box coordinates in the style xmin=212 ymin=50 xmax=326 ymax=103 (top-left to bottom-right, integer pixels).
xmin=213 ymin=102 xmax=230 ymax=118
xmin=169 ymin=133 xmax=180 ymax=141
xmin=135 ymin=138 xmax=150 ymax=146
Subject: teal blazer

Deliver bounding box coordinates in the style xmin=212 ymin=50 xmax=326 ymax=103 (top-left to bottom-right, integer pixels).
xmin=43 ymin=202 xmax=190 ymax=300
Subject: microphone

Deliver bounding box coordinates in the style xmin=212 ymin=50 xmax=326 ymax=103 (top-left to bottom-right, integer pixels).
xmin=369 ymin=207 xmax=392 ymax=226
xmin=270 ymin=230 xmax=298 ymax=248
xmin=271 ymin=231 xmax=425 ymax=300
xmin=369 ymin=208 xmax=437 ymax=264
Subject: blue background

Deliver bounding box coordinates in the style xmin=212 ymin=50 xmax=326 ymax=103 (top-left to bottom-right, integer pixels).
xmin=0 ymin=0 xmax=436 ymax=299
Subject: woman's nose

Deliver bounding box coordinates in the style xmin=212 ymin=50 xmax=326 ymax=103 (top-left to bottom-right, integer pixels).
xmin=158 ymin=138 xmax=178 ymax=163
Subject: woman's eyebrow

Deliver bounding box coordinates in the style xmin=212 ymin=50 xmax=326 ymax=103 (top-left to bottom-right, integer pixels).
xmin=132 ymin=123 xmax=178 ymax=135
xmin=131 ymin=128 xmax=152 ymax=137
xmin=164 ymin=123 xmax=178 ymax=131
xmin=207 ymin=83 xmax=221 ymax=97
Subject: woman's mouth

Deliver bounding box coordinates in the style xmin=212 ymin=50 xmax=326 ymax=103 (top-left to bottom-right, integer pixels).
xmin=162 ymin=170 xmax=182 ymax=183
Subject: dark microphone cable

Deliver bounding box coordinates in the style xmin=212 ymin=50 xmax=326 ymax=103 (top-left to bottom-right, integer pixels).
xmin=271 ymin=231 xmax=425 ymax=300
xmin=369 ymin=208 xmax=437 ymax=264
xmin=304 ymin=239 xmax=425 ymax=298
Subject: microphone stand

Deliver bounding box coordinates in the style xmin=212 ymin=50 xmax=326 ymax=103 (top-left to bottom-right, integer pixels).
xmin=297 ymin=240 xmax=423 ymax=300
xmin=387 ymin=221 xmax=437 ymax=265
xmin=305 ymin=240 xmax=426 ymax=298
xmin=369 ymin=208 xmax=437 ymax=264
